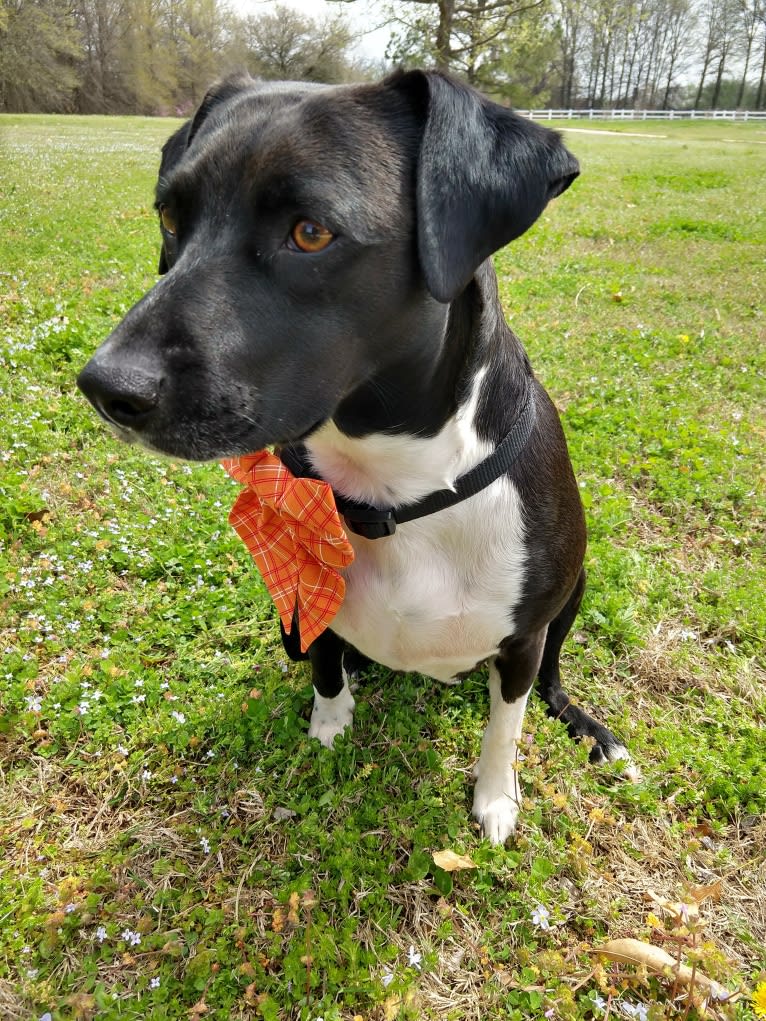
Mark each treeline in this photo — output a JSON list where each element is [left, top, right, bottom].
[[1, 0, 765, 113], [0, 0, 363, 114], [386, 0, 766, 109]]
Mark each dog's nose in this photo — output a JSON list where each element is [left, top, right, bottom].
[[77, 359, 162, 429]]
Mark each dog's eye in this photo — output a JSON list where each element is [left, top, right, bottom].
[[159, 204, 177, 237], [289, 220, 334, 253]]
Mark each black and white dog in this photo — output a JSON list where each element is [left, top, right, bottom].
[[78, 70, 633, 844]]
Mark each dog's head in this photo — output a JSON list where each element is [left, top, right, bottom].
[[77, 70, 578, 459]]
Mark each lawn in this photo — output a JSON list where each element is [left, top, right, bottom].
[[0, 113, 764, 1021]]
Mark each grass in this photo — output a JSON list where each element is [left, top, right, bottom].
[[0, 112, 764, 1021]]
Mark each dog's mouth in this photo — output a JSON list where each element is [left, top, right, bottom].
[[97, 406, 328, 463]]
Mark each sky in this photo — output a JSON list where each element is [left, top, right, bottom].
[[232, 0, 394, 63]]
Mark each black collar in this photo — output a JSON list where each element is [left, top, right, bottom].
[[281, 381, 537, 540]]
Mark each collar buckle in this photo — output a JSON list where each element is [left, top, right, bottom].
[[343, 508, 397, 539]]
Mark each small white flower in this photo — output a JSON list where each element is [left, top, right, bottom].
[[25, 694, 43, 713], [64, 902, 76, 914], [117, 745, 129, 756], [407, 945, 422, 970], [620, 1003, 648, 1021], [39, 1013, 53, 1021], [591, 994, 607, 1014], [120, 929, 141, 946], [96, 926, 108, 943], [381, 970, 395, 987], [149, 977, 161, 989], [531, 904, 551, 930], [27, 967, 39, 978], [171, 711, 186, 724], [200, 837, 211, 854], [142, 769, 152, 780], [170, 775, 179, 784]]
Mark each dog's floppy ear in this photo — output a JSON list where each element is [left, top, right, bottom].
[[389, 70, 579, 303], [186, 71, 254, 147]]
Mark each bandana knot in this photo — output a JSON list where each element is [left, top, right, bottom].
[[222, 451, 354, 652]]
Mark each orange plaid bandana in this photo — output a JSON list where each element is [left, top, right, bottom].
[[221, 450, 355, 652]]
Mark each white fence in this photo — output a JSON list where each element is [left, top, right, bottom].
[[525, 108, 766, 121]]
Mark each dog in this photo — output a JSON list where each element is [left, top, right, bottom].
[[77, 69, 633, 844]]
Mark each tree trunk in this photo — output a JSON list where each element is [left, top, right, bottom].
[[435, 0, 455, 68], [694, 55, 711, 108], [710, 51, 726, 107], [735, 31, 754, 107], [756, 31, 766, 108]]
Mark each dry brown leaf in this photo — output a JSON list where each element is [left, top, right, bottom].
[[687, 880, 722, 904], [432, 849, 477, 872], [188, 1000, 208, 1017], [590, 938, 737, 1001]]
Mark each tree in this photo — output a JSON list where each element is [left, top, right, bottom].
[[553, 0, 586, 105], [475, 6, 562, 103], [0, 0, 81, 111], [171, 0, 236, 107], [736, 0, 762, 104], [73, 0, 128, 112], [240, 5, 355, 83], [115, 0, 178, 114], [382, 0, 548, 88], [754, 0, 766, 106]]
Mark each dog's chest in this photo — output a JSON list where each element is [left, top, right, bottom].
[[306, 415, 528, 682]]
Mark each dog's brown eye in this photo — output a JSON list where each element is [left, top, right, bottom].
[[290, 220, 334, 253], [159, 204, 177, 236]]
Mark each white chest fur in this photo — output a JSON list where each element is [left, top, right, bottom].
[[305, 374, 528, 681]]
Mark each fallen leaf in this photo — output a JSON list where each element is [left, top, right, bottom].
[[590, 938, 738, 1001], [432, 849, 477, 872], [188, 1001, 208, 1017], [687, 880, 722, 904], [25, 508, 50, 523]]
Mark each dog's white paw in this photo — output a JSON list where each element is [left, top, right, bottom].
[[608, 744, 641, 782], [308, 685, 355, 748], [472, 776, 520, 845]]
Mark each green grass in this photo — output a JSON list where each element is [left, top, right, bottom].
[[1, 113, 765, 1021]]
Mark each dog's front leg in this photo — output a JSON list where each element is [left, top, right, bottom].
[[307, 628, 355, 748], [473, 630, 547, 844]]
